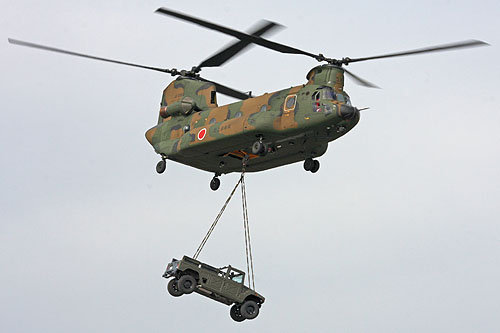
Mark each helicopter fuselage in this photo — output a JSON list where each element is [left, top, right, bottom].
[[145, 65, 360, 174]]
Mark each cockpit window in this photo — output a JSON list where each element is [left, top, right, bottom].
[[337, 93, 352, 106], [321, 87, 336, 100], [312, 91, 320, 101], [313, 87, 336, 101]]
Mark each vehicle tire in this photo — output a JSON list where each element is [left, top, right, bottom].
[[303, 158, 314, 171], [178, 275, 196, 294], [251, 141, 266, 156], [230, 304, 245, 322], [210, 177, 220, 191], [167, 279, 183, 297], [310, 160, 320, 173], [156, 160, 166, 174], [240, 300, 259, 320]]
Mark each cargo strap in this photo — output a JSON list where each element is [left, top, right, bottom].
[[241, 157, 255, 290], [193, 156, 256, 290]]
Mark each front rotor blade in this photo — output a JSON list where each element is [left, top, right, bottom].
[[345, 39, 489, 64], [343, 68, 380, 88], [199, 76, 252, 100], [155, 7, 319, 59], [198, 20, 283, 69], [8, 38, 172, 74]]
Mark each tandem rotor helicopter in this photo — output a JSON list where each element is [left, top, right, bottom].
[[9, 7, 488, 191]]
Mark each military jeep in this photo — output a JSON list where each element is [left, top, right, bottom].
[[163, 255, 265, 322]]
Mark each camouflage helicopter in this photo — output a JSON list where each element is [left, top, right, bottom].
[[9, 7, 488, 191]]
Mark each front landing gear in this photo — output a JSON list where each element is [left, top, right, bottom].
[[210, 175, 221, 191], [156, 158, 166, 174], [303, 158, 320, 173]]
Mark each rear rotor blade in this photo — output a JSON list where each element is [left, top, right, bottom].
[[344, 39, 489, 64], [155, 7, 319, 59], [198, 20, 283, 69], [8, 38, 173, 74], [199, 76, 252, 100], [343, 68, 380, 88]]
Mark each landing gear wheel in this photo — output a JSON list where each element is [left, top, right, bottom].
[[177, 275, 196, 294], [156, 159, 166, 174], [210, 177, 220, 191], [167, 279, 183, 297], [251, 141, 267, 156], [303, 158, 314, 171], [240, 300, 259, 320], [230, 304, 245, 322], [310, 160, 320, 173]]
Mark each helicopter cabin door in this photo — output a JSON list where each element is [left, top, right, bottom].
[[281, 94, 297, 130]]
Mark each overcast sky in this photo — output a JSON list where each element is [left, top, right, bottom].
[[2, 1, 499, 332]]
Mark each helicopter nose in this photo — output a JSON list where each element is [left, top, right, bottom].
[[339, 104, 358, 120], [145, 126, 157, 145]]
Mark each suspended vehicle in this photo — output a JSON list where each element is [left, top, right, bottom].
[[163, 256, 264, 322], [8, 7, 489, 191]]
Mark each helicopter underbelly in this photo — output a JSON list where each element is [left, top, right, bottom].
[[169, 121, 357, 174], [171, 138, 328, 173]]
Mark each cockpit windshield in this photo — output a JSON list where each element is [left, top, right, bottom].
[[321, 87, 336, 100], [336, 93, 352, 106], [312, 86, 352, 106], [313, 86, 337, 101]]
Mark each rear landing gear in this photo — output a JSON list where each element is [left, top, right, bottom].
[[310, 160, 320, 173], [304, 158, 320, 173], [303, 158, 313, 171], [251, 140, 267, 156], [210, 175, 221, 191], [156, 158, 166, 174]]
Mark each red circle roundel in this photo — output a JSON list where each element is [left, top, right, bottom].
[[197, 128, 207, 141]]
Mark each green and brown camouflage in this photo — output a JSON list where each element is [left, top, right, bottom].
[[163, 256, 265, 306], [145, 64, 359, 173]]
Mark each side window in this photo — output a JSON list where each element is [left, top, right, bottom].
[[210, 90, 217, 105], [284, 95, 297, 111], [209, 118, 216, 125], [312, 91, 321, 112], [312, 102, 322, 113], [259, 105, 267, 112], [234, 111, 243, 118]]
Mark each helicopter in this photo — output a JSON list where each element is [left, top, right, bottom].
[[8, 7, 488, 191]]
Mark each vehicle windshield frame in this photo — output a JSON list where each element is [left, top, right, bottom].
[[225, 266, 245, 284]]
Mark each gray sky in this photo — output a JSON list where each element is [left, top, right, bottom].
[[2, 0, 499, 332]]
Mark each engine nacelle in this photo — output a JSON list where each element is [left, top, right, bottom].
[[160, 96, 196, 118]]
